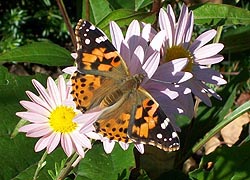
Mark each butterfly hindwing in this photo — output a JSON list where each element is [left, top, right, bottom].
[[127, 88, 180, 151]]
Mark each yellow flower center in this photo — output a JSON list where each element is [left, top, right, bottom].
[[49, 106, 77, 133], [164, 45, 194, 72]]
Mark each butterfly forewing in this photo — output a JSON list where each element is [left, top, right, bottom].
[[75, 19, 129, 78]]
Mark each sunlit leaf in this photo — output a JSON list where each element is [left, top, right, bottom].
[[0, 42, 73, 66]]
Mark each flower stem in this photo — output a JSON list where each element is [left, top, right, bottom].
[[33, 151, 48, 180], [214, 25, 223, 43], [56, 0, 76, 50], [57, 153, 79, 180]]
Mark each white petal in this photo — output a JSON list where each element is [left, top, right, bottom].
[[149, 30, 166, 51], [135, 144, 144, 154], [20, 101, 50, 117], [125, 20, 140, 52], [119, 142, 129, 150], [47, 77, 61, 106], [86, 131, 101, 140], [73, 139, 85, 157], [47, 132, 61, 153], [16, 112, 49, 123], [26, 125, 52, 137], [61, 134, 73, 157], [103, 139, 115, 154], [125, 20, 140, 41], [141, 23, 151, 41], [110, 21, 124, 51], [175, 4, 188, 45], [35, 135, 51, 152], [194, 43, 224, 59], [32, 79, 56, 109], [62, 66, 77, 75], [58, 75, 67, 102], [159, 8, 174, 46], [189, 29, 217, 53], [26, 91, 52, 111], [183, 11, 194, 48], [19, 123, 48, 133], [72, 132, 92, 149], [195, 54, 224, 65], [142, 52, 160, 79], [71, 53, 77, 59]]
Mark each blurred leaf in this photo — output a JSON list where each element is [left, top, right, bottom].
[[89, 0, 112, 24], [221, 25, 250, 53], [189, 142, 250, 180], [108, 0, 135, 9], [135, 0, 152, 11], [193, 3, 250, 26], [0, 41, 73, 66], [157, 169, 189, 180], [97, 9, 154, 36], [76, 142, 135, 180]]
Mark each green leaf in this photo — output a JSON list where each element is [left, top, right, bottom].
[[89, 0, 112, 24], [189, 142, 250, 180], [76, 142, 135, 180], [221, 25, 250, 53], [0, 41, 73, 66], [108, 0, 135, 10], [193, 3, 250, 26], [135, 0, 152, 11], [97, 9, 154, 36]]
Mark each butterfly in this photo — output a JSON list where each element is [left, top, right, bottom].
[[71, 19, 180, 151]]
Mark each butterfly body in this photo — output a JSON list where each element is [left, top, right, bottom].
[[71, 19, 180, 151]]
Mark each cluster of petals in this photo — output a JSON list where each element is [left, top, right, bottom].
[[158, 4, 227, 107]]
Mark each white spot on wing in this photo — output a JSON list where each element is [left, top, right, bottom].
[[90, 25, 95, 30], [85, 39, 90, 45], [172, 132, 178, 138], [95, 36, 107, 44], [161, 118, 169, 129], [157, 133, 162, 139]]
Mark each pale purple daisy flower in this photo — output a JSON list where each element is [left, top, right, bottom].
[[158, 4, 227, 106], [16, 75, 95, 157]]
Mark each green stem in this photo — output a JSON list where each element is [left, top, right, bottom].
[[57, 153, 79, 180], [214, 25, 223, 43], [33, 151, 48, 180]]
